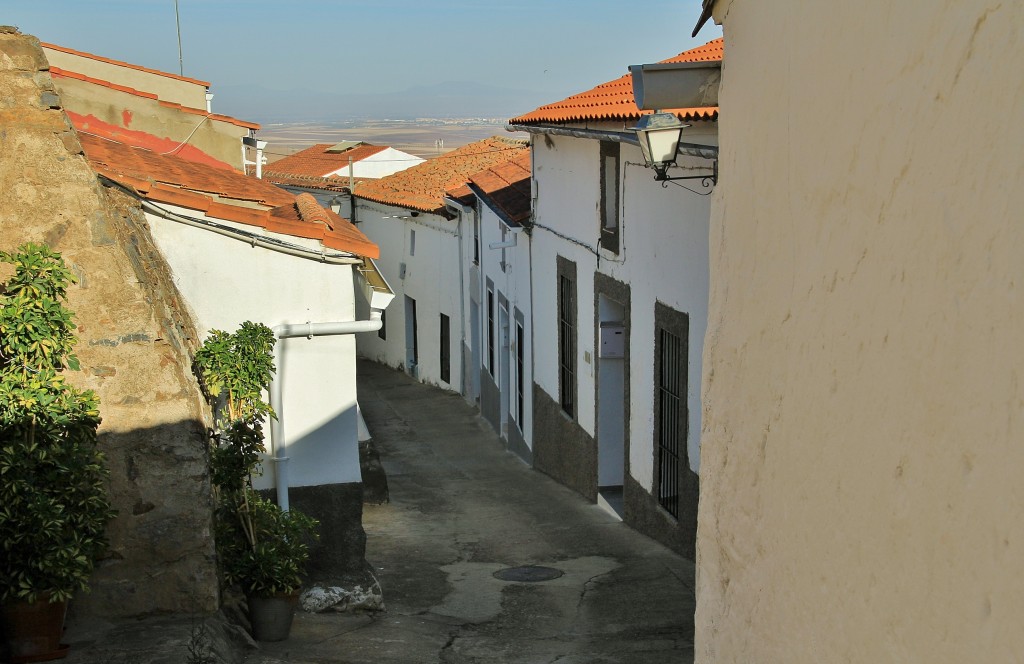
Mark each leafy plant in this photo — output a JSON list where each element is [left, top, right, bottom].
[[194, 323, 318, 599], [0, 243, 115, 603], [215, 489, 318, 597], [194, 322, 276, 425]]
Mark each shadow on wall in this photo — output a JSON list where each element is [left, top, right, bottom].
[[255, 406, 374, 590], [72, 419, 219, 621], [80, 413, 375, 623]]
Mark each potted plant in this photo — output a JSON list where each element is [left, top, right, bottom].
[[0, 243, 115, 662], [194, 322, 318, 642]]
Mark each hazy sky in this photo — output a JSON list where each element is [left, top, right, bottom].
[[5, 1, 722, 120]]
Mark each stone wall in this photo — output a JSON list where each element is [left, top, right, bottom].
[[0, 28, 218, 617]]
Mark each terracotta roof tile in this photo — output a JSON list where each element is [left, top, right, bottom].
[[81, 132, 293, 205], [509, 38, 722, 125], [41, 42, 211, 88], [270, 195, 381, 258], [465, 152, 532, 226], [68, 111, 236, 171], [260, 171, 351, 192], [354, 137, 529, 215], [295, 193, 335, 231], [51, 67, 259, 130], [78, 132, 378, 258], [266, 143, 389, 179]]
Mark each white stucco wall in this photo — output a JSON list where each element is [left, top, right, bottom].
[[326, 148, 425, 180], [478, 201, 533, 448], [144, 205, 363, 489], [697, 1, 1024, 661], [530, 129, 714, 487], [355, 199, 464, 393]]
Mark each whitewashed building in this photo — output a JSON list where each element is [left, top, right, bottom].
[[464, 152, 534, 462], [507, 38, 722, 557], [80, 132, 388, 505], [265, 142, 424, 193], [352, 137, 529, 394]]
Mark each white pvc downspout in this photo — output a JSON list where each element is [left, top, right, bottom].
[[268, 313, 383, 511]]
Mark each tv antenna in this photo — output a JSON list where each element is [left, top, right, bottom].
[[175, 0, 183, 76]]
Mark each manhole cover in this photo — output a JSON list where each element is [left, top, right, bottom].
[[493, 565, 564, 582]]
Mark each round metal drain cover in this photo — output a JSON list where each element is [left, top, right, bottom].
[[493, 565, 564, 582]]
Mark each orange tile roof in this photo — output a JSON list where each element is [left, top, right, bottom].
[[509, 38, 722, 125], [266, 143, 389, 179], [69, 111, 235, 171], [354, 137, 529, 215], [42, 42, 211, 88], [50, 67, 260, 130], [79, 133, 378, 258], [260, 171, 351, 193], [465, 152, 532, 227]]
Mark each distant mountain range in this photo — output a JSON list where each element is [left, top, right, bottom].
[[213, 80, 544, 124]]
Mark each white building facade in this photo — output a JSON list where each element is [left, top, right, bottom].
[[509, 38, 721, 557], [465, 153, 534, 462], [353, 199, 465, 393], [352, 137, 530, 398]]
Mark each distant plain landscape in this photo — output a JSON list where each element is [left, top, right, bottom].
[[259, 118, 529, 162]]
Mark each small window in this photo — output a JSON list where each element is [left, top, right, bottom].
[[515, 318, 525, 426], [440, 313, 451, 384], [557, 257, 577, 417], [378, 309, 387, 340], [599, 142, 620, 254], [487, 286, 495, 376], [410, 229, 416, 256], [473, 217, 480, 265]]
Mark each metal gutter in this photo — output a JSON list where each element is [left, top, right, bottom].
[[101, 176, 363, 265], [629, 60, 720, 110]]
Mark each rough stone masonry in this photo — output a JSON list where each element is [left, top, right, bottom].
[[0, 27, 219, 617]]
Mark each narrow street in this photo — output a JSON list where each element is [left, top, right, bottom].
[[252, 360, 695, 663]]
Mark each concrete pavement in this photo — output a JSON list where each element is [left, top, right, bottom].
[[247, 360, 695, 663]]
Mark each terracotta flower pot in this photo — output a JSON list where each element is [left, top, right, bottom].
[[1, 595, 69, 662], [247, 593, 299, 642]]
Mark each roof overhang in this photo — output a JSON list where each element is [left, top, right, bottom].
[[692, 0, 717, 37], [466, 182, 529, 229], [628, 60, 721, 111], [505, 123, 718, 160]]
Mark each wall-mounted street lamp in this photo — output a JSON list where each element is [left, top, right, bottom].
[[632, 111, 717, 188]]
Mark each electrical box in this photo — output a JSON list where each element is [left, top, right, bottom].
[[599, 322, 625, 358]]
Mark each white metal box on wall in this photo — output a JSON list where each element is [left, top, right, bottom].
[[599, 322, 625, 358]]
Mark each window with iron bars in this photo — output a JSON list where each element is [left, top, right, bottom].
[[515, 318, 525, 426], [655, 315, 688, 519], [440, 313, 450, 384], [557, 261, 577, 418]]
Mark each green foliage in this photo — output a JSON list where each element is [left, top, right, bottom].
[[194, 321, 276, 425], [195, 323, 318, 599], [216, 489, 318, 597], [0, 243, 115, 603]]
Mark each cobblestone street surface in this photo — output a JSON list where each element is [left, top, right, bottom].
[[248, 360, 695, 663]]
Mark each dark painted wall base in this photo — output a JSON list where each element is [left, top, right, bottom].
[[623, 470, 698, 561], [360, 440, 389, 505], [260, 482, 370, 587], [506, 419, 532, 465], [532, 384, 598, 501], [480, 370, 500, 433]]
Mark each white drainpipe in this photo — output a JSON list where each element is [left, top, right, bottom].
[[268, 313, 383, 512]]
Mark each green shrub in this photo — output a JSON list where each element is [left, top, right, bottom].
[[195, 322, 318, 598], [0, 243, 115, 603]]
